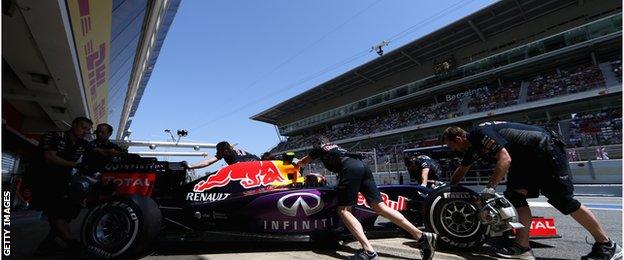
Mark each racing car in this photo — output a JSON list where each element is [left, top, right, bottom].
[[75, 154, 557, 259]]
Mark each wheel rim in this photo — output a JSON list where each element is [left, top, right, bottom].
[[440, 200, 480, 238], [91, 209, 132, 250]]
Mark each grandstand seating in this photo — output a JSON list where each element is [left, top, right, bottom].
[[271, 60, 621, 156], [526, 63, 605, 102], [468, 82, 520, 113]]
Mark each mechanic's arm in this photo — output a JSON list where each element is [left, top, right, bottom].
[[189, 156, 219, 169], [296, 155, 312, 167], [420, 168, 429, 187], [488, 148, 512, 188], [450, 165, 471, 185], [43, 151, 78, 168]]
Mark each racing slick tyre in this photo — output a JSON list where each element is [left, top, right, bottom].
[[81, 195, 162, 259], [422, 185, 487, 249]]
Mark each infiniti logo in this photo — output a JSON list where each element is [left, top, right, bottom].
[[277, 192, 324, 217]]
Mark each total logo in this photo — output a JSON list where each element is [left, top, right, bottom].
[[357, 192, 408, 211], [102, 176, 151, 187]]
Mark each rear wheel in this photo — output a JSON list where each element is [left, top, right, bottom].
[[422, 186, 487, 249], [81, 196, 161, 259]]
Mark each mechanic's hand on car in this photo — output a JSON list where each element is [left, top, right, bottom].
[[480, 187, 496, 200], [292, 158, 301, 166]]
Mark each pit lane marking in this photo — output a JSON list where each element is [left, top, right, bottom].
[[528, 202, 622, 211]]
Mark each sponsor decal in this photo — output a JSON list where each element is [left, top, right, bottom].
[[102, 176, 152, 187], [442, 192, 472, 199], [101, 173, 156, 196], [193, 161, 286, 192], [67, 0, 112, 125], [262, 217, 335, 231], [104, 162, 161, 172], [277, 193, 324, 217], [185, 192, 231, 202], [445, 86, 488, 102], [529, 217, 558, 237], [212, 212, 227, 220], [357, 192, 407, 211]]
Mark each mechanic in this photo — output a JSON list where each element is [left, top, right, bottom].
[[404, 154, 441, 187], [28, 117, 99, 256], [91, 123, 126, 154], [441, 122, 621, 260], [296, 135, 437, 260], [83, 123, 127, 171], [189, 141, 259, 169]]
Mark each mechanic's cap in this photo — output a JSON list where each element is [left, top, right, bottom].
[[216, 141, 231, 151]]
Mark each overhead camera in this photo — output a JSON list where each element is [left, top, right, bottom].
[[177, 129, 188, 137], [149, 144, 157, 150], [193, 145, 200, 151]]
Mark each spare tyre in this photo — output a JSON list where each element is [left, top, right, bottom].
[[422, 185, 487, 249], [81, 195, 161, 259]]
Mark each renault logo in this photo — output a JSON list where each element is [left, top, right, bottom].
[[277, 192, 324, 217]]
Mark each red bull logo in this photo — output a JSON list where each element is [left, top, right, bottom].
[[193, 161, 286, 192], [357, 192, 407, 211]]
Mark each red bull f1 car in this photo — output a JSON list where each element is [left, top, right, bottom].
[[76, 155, 558, 258]]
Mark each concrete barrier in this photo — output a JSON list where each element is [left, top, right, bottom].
[[570, 159, 622, 184]]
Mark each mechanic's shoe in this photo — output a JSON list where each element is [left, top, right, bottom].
[[348, 249, 379, 260], [582, 240, 623, 260], [415, 232, 437, 260], [33, 238, 65, 256], [495, 243, 535, 259]]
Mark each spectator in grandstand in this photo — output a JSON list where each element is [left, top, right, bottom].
[[441, 123, 620, 259], [403, 154, 440, 187], [595, 146, 609, 160], [189, 141, 259, 169], [567, 149, 579, 162], [296, 136, 437, 260]]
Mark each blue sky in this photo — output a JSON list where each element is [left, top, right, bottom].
[[129, 0, 497, 170]]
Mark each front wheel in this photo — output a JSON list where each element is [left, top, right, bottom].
[[422, 185, 487, 249], [81, 196, 161, 259]]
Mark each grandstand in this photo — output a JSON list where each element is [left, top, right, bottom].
[[252, 0, 622, 179]]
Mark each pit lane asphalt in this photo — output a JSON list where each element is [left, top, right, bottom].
[[9, 196, 621, 259]]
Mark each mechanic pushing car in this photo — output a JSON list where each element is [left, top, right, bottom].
[[189, 141, 260, 169], [27, 117, 111, 257], [441, 122, 621, 260], [296, 135, 437, 260], [404, 154, 441, 187]]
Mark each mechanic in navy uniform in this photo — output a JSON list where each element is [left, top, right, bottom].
[[296, 135, 437, 260], [84, 123, 127, 170], [404, 154, 441, 187], [29, 117, 98, 256], [189, 141, 259, 169], [441, 122, 620, 260], [91, 123, 126, 153]]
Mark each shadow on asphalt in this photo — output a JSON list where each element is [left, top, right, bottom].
[[152, 240, 414, 259]]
